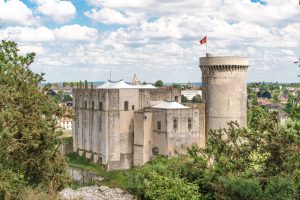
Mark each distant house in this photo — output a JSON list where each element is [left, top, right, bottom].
[[258, 98, 270, 106], [264, 103, 284, 112], [279, 95, 288, 104], [59, 117, 72, 131]]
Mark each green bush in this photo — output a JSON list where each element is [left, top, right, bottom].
[[128, 157, 201, 200]]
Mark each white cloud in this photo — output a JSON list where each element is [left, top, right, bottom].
[[84, 8, 144, 25], [1, 26, 55, 42], [4, 0, 299, 82], [19, 44, 45, 55], [32, 0, 76, 23], [54, 25, 98, 41], [0, 0, 40, 26], [86, 0, 154, 8]]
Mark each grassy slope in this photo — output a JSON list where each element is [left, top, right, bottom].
[[66, 153, 133, 190]]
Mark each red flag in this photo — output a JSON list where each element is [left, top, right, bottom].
[[199, 36, 207, 45]]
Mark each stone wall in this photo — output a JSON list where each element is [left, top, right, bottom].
[[73, 87, 181, 170], [134, 107, 202, 166], [68, 167, 103, 184], [184, 103, 206, 147], [200, 54, 249, 133]]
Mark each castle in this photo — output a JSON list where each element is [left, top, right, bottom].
[[72, 54, 249, 170]]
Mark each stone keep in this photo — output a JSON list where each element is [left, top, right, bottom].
[[200, 53, 249, 134]]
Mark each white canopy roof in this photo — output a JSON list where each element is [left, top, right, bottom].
[[97, 80, 156, 89], [98, 80, 132, 89], [150, 101, 189, 109]]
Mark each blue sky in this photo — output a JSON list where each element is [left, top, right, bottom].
[[0, 0, 299, 83]]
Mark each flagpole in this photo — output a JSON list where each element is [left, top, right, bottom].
[[206, 34, 207, 54], [110, 67, 111, 88]]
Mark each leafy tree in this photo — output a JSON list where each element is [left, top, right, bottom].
[[154, 80, 164, 87], [249, 92, 258, 107], [0, 40, 70, 197], [272, 92, 279, 103], [63, 94, 73, 103], [128, 157, 200, 200], [51, 90, 73, 103], [84, 80, 88, 88], [285, 97, 294, 113], [181, 95, 189, 103], [192, 108, 300, 199], [172, 83, 181, 89], [191, 94, 203, 103], [257, 90, 271, 99], [291, 104, 300, 120]]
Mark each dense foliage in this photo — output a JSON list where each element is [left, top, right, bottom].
[[128, 106, 300, 199], [0, 41, 70, 199], [154, 80, 164, 87], [51, 90, 73, 103]]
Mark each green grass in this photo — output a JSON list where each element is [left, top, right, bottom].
[[66, 153, 133, 190]]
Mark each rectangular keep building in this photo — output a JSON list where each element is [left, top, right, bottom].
[[72, 80, 205, 170]]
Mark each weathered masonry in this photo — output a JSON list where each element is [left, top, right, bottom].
[[72, 82, 205, 170], [133, 101, 203, 166], [200, 53, 249, 134]]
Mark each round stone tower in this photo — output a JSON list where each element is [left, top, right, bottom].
[[200, 53, 249, 134]]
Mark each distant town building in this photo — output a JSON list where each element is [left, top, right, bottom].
[[258, 98, 270, 106], [59, 117, 72, 131], [181, 90, 202, 100], [132, 74, 141, 85], [264, 103, 284, 112], [279, 95, 288, 104]]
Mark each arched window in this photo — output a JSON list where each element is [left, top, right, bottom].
[[124, 101, 129, 111]]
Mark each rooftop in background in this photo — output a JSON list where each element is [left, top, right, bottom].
[[97, 80, 156, 89], [150, 101, 188, 109]]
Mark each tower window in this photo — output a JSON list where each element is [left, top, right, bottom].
[[84, 101, 87, 108], [132, 105, 135, 110], [99, 102, 103, 111], [188, 118, 192, 130], [173, 118, 178, 130], [92, 101, 95, 109], [157, 121, 161, 130], [124, 101, 129, 111]]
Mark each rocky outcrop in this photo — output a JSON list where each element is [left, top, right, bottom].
[[60, 186, 134, 200], [68, 167, 104, 184]]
